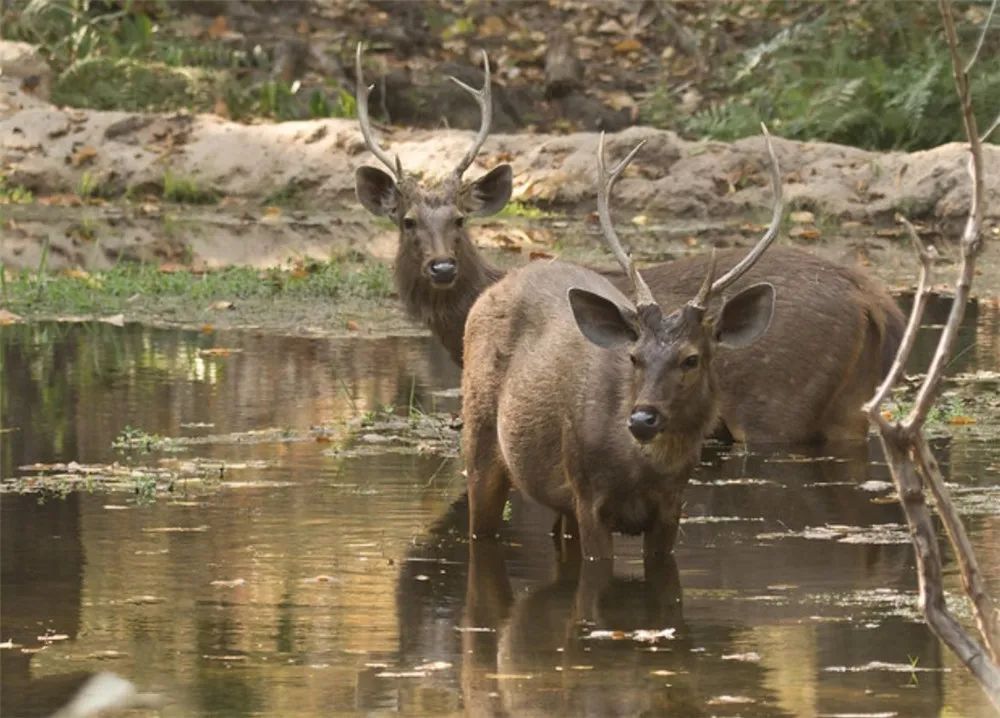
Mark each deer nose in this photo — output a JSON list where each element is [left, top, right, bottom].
[[428, 259, 457, 284], [628, 406, 664, 442]]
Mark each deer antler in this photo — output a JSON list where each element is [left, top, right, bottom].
[[596, 133, 655, 309], [699, 124, 783, 302], [447, 50, 493, 180], [355, 43, 399, 178]]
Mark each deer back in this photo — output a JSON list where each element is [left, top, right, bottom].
[[634, 246, 904, 442]]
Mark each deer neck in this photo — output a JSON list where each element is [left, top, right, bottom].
[[394, 237, 504, 365]]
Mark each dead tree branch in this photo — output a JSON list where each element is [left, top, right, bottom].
[[863, 1, 1000, 709]]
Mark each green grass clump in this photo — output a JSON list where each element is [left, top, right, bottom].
[[0, 175, 34, 204], [1, 259, 393, 316], [162, 171, 219, 205], [497, 200, 558, 220]]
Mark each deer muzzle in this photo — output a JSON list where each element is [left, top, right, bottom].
[[427, 258, 457, 286], [628, 406, 665, 443]]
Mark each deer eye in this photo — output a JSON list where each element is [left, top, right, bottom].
[[454, 216, 465, 228], [402, 217, 417, 230], [629, 353, 639, 367], [681, 354, 700, 370]]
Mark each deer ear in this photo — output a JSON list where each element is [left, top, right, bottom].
[[568, 287, 640, 349], [460, 164, 512, 216], [355, 166, 400, 217], [714, 282, 775, 349]]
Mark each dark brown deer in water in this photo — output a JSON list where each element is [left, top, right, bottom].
[[460, 133, 781, 558], [353, 47, 904, 444], [353, 44, 510, 366]]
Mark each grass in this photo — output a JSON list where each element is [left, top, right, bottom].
[[0, 175, 34, 205], [497, 200, 559, 220], [162, 170, 219, 204], [1, 259, 393, 316]]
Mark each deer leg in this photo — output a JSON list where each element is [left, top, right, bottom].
[[465, 422, 510, 540], [573, 558, 614, 624], [643, 493, 683, 557], [575, 501, 613, 561]]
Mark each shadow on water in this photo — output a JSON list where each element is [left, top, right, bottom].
[[0, 292, 997, 716]]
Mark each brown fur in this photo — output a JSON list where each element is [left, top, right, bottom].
[[462, 261, 728, 558], [405, 236, 902, 443]]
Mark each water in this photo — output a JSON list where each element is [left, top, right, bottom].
[[1, 302, 998, 717]]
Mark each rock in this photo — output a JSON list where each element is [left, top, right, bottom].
[[0, 40, 52, 101]]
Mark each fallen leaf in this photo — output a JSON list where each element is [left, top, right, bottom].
[[210, 300, 235, 311], [158, 262, 187, 273], [790, 210, 815, 224], [479, 15, 506, 37], [613, 37, 643, 54], [200, 324, 214, 334], [38, 193, 83, 207], [198, 347, 240, 357], [70, 145, 98, 167], [346, 320, 360, 331], [597, 19, 625, 34], [790, 226, 821, 240], [528, 250, 554, 261], [207, 15, 228, 39], [948, 415, 976, 425]]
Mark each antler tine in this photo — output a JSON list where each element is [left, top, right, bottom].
[[688, 249, 718, 310], [708, 123, 783, 297], [447, 50, 493, 179], [597, 132, 655, 308], [356, 42, 399, 177]]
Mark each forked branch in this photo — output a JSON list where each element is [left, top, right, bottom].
[[863, 0, 1000, 709], [863, 216, 938, 430]]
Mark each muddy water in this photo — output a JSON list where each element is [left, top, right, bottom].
[[1, 302, 998, 717]]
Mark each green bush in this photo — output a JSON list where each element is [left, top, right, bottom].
[[643, 2, 1000, 151]]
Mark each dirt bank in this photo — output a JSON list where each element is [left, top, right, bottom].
[[3, 75, 999, 296]]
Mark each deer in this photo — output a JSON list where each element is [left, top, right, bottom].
[[353, 44, 511, 366], [460, 131, 782, 559], [353, 46, 905, 445]]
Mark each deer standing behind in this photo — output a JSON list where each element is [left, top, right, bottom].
[[461, 133, 780, 558], [353, 46, 905, 444]]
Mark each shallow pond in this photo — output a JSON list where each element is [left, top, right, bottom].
[[1, 299, 998, 717]]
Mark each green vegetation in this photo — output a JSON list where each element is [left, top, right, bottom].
[[497, 200, 559, 221], [162, 170, 219, 204], [643, 2, 1000, 151], [113, 425, 167, 452], [4, 0, 356, 121], [0, 175, 34, 204], [2, 259, 393, 316]]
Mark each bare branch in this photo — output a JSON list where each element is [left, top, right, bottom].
[[981, 110, 1000, 143], [448, 50, 493, 180], [965, 0, 998, 74], [877, 434, 1000, 710], [913, 434, 1000, 663], [905, 1, 987, 431], [595, 133, 654, 308], [355, 43, 398, 177], [708, 123, 784, 297], [863, 216, 938, 421]]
